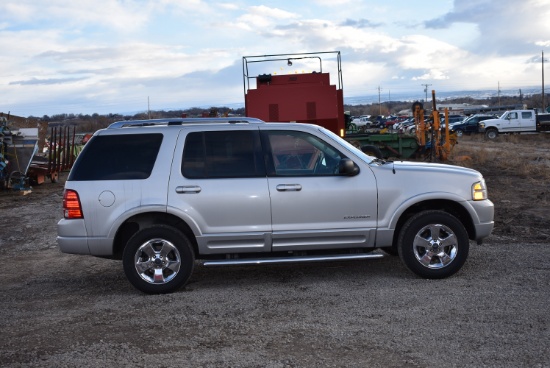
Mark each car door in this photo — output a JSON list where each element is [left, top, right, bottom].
[[503, 112, 519, 132], [168, 127, 272, 254], [260, 127, 378, 252], [465, 118, 479, 134], [520, 111, 536, 131]]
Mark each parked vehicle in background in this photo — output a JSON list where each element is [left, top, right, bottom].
[[480, 110, 550, 139], [394, 118, 414, 131], [351, 116, 372, 129], [370, 116, 387, 128], [451, 114, 498, 137]]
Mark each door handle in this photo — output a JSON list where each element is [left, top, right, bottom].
[[276, 184, 302, 192], [176, 185, 202, 194]]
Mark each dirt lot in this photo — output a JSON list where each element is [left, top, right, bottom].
[[0, 134, 549, 367]]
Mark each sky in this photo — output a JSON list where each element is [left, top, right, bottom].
[[1, 0, 549, 117]]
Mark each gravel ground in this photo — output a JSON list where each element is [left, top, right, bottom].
[[1, 138, 550, 367]]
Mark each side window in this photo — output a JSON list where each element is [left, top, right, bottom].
[[69, 133, 163, 181], [264, 130, 343, 176], [182, 130, 264, 178], [521, 112, 532, 119], [509, 112, 518, 120]]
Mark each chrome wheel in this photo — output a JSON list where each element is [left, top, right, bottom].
[[134, 238, 181, 284], [455, 129, 463, 137], [412, 224, 457, 269], [123, 225, 195, 294], [398, 210, 469, 279]]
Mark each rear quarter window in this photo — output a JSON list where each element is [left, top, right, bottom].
[[68, 133, 163, 181]]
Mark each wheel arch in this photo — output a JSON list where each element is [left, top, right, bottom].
[[485, 127, 499, 139], [112, 212, 198, 260], [391, 199, 476, 247]]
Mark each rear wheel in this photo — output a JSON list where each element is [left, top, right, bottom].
[[397, 211, 469, 279], [123, 225, 195, 294]]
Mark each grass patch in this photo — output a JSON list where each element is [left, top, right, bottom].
[[450, 134, 550, 180]]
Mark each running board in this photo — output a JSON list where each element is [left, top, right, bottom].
[[202, 253, 384, 267]]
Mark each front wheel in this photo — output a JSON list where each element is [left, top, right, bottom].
[[455, 129, 463, 137], [485, 128, 498, 139], [397, 211, 469, 279], [123, 225, 195, 294]]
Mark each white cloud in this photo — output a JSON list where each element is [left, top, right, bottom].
[[1, 0, 549, 116], [248, 5, 299, 20]]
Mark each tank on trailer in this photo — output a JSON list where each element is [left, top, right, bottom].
[[243, 52, 345, 136]]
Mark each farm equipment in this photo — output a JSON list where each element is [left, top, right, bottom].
[[0, 113, 38, 191], [242, 51, 455, 161], [27, 124, 81, 184]]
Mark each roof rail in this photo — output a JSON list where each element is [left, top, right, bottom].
[[107, 117, 265, 129]]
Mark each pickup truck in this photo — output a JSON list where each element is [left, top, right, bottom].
[[481, 110, 550, 139], [450, 114, 498, 137]]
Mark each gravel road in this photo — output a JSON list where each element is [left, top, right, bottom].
[[1, 172, 549, 368]]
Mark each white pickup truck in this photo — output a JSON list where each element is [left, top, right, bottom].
[[481, 109, 550, 139]]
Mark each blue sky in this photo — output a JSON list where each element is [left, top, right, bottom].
[[1, 0, 549, 117]]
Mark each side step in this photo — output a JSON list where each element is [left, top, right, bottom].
[[202, 253, 384, 267]]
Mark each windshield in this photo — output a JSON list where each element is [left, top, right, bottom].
[[317, 126, 376, 164], [499, 111, 508, 119]]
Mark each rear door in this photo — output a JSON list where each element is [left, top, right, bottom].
[[260, 127, 378, 252], [519, 111, 536, 131], [168, 127, 272, 254]]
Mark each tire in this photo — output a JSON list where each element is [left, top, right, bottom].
[[361, 145, 384, 159], [485, 129, 498, 140], [455, 129, 463, 137], [397, 210, 469, 279], [123, 225, 195, 294]]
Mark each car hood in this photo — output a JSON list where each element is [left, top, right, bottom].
[[393, 160, 480, 176], [368, 160, 485, 203]]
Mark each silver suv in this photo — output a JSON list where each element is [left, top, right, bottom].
[[58, 118, 494, 294]]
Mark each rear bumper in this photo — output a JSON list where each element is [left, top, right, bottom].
[[57, 219, 114, 256], [57, 219, 90, 254], [57, 236, 91, 255]]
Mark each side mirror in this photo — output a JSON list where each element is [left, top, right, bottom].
[[338, 158, 359, 176]]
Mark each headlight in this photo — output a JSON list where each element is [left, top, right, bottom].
[[472, 180, 488, 201]]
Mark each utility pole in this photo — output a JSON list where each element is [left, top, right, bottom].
[[498, 82, 501, 107], [543, 51, 546, 112], [377, 86, 382, 115], [421, 84, 432, 102]]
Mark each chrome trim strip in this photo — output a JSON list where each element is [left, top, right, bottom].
[[202, 252, 383, 266]]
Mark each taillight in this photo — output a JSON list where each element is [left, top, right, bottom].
[[63, 189, 84, 219]]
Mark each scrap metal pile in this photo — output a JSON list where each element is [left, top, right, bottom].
[[1, 112, 81, 192]]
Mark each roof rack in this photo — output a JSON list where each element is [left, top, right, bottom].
[[107, 117, 265, 129]]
